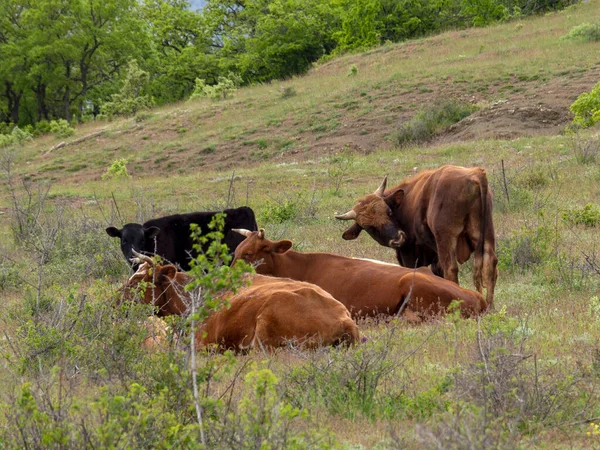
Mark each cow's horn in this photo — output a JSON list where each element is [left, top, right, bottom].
[[335, 210, 357, 220], [232, 228, 252, 237], [131, 249, 154, 266], [374, 176, 388, 197], [258, 228, 265, 239]]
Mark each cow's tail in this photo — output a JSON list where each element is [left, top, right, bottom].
[[478, 169, 497, 308], [477, 170, 488, 271]]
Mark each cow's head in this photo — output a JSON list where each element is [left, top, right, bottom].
[[231, 228, 292, 274], [106, 223, 161, 265], [122, 251, 190, 316], [335, 176, 406, 249]]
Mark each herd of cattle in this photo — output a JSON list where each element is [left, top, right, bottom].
[[109, 165, 499, 352]]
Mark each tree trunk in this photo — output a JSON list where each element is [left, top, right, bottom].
[[5, 81, 22, 125], [64, 63, 72, 122], [33, 79, 49, 122]]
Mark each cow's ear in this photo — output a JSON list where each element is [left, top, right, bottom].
[[342, 223, 363, 240], [106, 227, 122, 238], [144, 226, 160, 239], [158, 265, 178, 280], [385, 189, 404, 207], [272, 240, 293, 254]]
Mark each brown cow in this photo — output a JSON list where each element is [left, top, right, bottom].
[[231, 229, 487, 320], [122, 253, 359, 351], [335, 165, 498, 307]]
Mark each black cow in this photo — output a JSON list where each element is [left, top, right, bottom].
[[106, 206, 258, 270]]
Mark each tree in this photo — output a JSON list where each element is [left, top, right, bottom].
[[142, 0, 219, 103]]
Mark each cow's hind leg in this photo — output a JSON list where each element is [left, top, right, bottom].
[[252, 319, 281, 352], [466, 225, 484, 295], [483, 240, 498, 308], [434, 232, 460, 285]]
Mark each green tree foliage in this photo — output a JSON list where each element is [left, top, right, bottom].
[[100, 60, 154, 118], [235, 0, 339, 82], [0, 0, 577, 128], [570, 81, 600, 128], [142, 0, 219, 103]]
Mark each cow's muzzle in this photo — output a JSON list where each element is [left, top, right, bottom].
[[388, 231, 406, 248]]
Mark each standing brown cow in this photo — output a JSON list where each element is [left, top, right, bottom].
[[335, 165, 498, 307]]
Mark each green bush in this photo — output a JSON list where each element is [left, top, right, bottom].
[[0, 126, 33, 148], [49, 119, 75, 138], [280, 86, 297, 99], [189, 75, 238, 101], [101, 60, 154, 118], [102, 158, 131, 180], [34, 119, 52, 135], [395, 101, 477, 146], [283, 329, 448, 420], [259, 199, 299, 224], [561, 22, 600, 42], [497, 226, 555, 273], [221, 368, 336, 448], [571, 135, 600, 164], [570, 81, 600, 128], [562, 203, 600, 227]]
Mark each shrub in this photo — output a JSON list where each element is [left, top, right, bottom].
[[395, 101, 477, 146], [49, 119, 75, 138], [189, 75, 238, 101], [497, 226, 555, 273], [282, 329, 435, 420], [215, 368, 336, 448], [34, 120, 52, 135], [259, 199, 299, 224], [0, 122, 14, 135], [518, 167, 548, 189], [562, 203, 600, 227], [280, 86, 297, 99], [347, 64, 358, 77], [101, 60, 154, 118], [327, 147, 355, 195], [134, 112, 153, 123], [570, 81, 600, 128], [561, 22, 600, 42], [0, 126, 33, 148], [102, 158, 130, 180], [569, 134, 600, 164]]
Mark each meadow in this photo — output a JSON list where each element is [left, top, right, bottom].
[[1, 2, 600, 448]]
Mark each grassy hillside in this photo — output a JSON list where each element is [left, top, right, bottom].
[[2, 2, 600, 448]]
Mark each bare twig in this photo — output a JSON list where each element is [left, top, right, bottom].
[[111, 192, 124, 227], [226, 171, 235, 208], [189, 288, 206, 446], [501, 159, 510, 206]]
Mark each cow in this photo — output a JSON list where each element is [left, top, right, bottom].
[[106, 206, 258, 271], [231, 229, 487, 320], [335, 165, 498, 307], [121, 252, 359, 351]]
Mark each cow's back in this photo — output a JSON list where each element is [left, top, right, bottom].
[[142, 207, 258, 269], [198, 274, 358, 350], [142, 214, 196, 268]]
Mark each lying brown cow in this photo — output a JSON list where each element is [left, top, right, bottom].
[[122, 253, 358, 350], [335, 165, 498, 307], [232, 229, 487, 320]]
